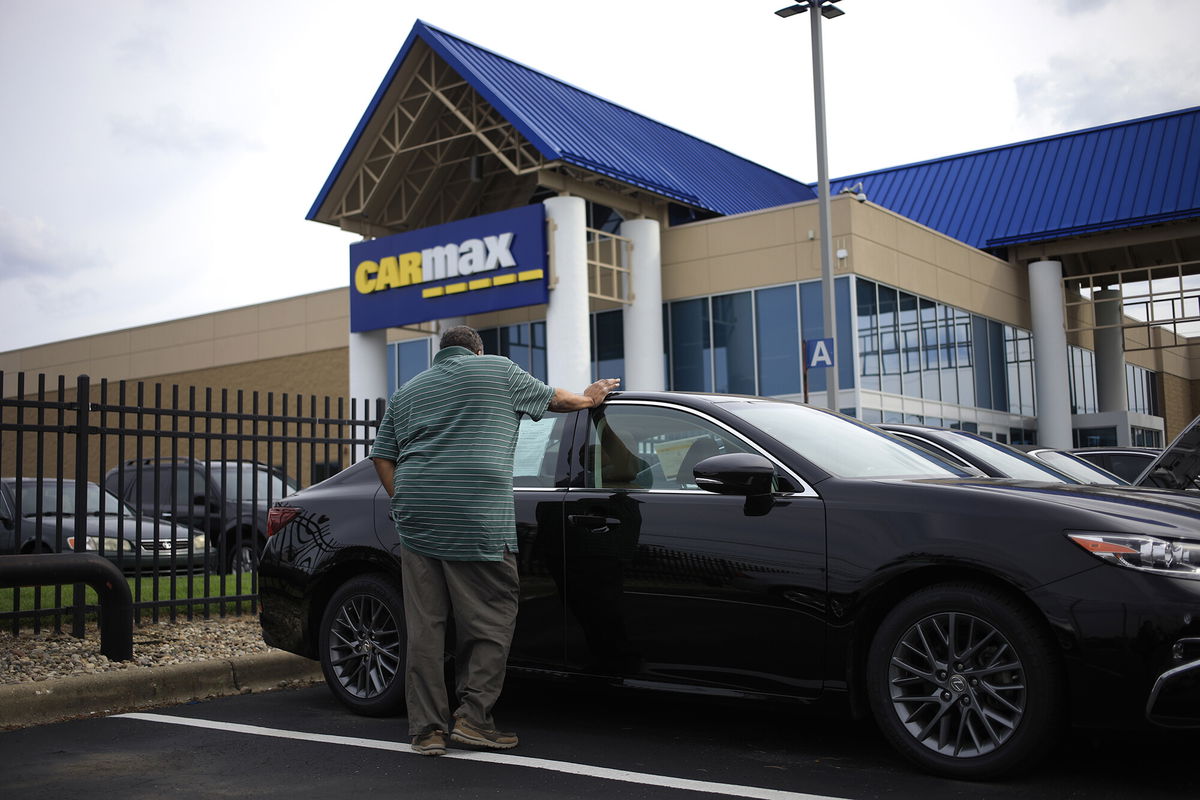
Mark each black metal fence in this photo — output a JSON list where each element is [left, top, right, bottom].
[[0, 372, 381, 636]]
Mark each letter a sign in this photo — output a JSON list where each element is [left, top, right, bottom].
[[806, 338, 835, 370]]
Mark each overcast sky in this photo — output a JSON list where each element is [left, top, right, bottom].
[[1, 0, 1197, 352]]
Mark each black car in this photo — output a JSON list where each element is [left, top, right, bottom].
[[259, 392, 1200, 780], [1019, 447, 1129, 486], [876, 423, 1081, 483], [0, 478, 211, 573], [105, 458, 295, 572], [1069, 447, 1163, 484]]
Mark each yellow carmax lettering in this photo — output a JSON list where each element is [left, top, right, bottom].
[[377, 257, 401, 289], [399, 252, 422, 286], [354, 261, 379, 294]]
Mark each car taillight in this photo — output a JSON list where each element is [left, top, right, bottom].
[[267, 506, 300, 537]]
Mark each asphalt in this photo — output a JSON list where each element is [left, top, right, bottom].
[[0, 652, 324, 730]]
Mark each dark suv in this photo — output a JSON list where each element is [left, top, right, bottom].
[[104, 459, 295, 572]]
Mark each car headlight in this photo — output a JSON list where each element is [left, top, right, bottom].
[[192, 533, 207, 551], [1068, 532, 1200, 580], [66, 536, 135, 553]]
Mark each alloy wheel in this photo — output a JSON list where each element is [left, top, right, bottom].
[[327, 593, 403, 699], [886, 610, 1026, 758]]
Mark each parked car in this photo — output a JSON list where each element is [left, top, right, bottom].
[[1018, 447, 1129, 486], [260, 392, 1200, 780], [105, 459, 295, 572], [0, 477, 211, 573], [1070, 418, 1200, 492], [875, 423, 1081, 483], [1069, 447, 1163, 484]]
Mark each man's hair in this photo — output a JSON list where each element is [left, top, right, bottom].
[[440, 325, 484, 354]]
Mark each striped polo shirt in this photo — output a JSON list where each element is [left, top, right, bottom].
[[369, 346, 555, 561]]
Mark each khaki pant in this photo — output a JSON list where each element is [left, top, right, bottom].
[[400, 544, 520, 736]]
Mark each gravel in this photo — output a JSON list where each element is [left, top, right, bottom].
[[0, 615, 275, 685]]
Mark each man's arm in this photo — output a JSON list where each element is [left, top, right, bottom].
[[547, 378, 621, 412], [371, 457, 396, 496]]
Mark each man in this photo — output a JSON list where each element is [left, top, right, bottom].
[[370, 325, 619, 757]]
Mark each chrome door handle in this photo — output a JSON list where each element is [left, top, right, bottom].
[[567, 514, 621, 533]]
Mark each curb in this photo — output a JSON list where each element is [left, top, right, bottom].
[[0, 652, 324, 730]]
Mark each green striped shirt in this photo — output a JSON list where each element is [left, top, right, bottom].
[[369, 346, 555, 561]]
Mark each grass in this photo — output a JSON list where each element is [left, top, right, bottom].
[[0, 571, 258, 620]]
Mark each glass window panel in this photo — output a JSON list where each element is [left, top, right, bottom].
[[593, 310, 624, 384], [857, 279, 880, 391], [900, 292, 921, 397], [713, 292, 757, 394], [837, 277, 855, 392], [670, 298, 712, 391], [755, 285, 802, 396], [800, 282, 826, 395], [397, 339, 431, 389], [530, 321, 547, 382], [878, 286, 900, 394]]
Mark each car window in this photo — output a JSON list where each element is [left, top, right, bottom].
[[585, 405, 754, 491], [1107, 453, 1155, 483], [174, 467, 208, 505], [513, 413, 567, 488]]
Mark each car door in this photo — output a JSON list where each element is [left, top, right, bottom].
[[560, 400, 827, 697], [507, 412, 574, 671]]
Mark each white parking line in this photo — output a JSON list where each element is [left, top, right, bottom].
[[114, 712, 851, 800]]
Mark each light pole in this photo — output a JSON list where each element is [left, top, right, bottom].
[[776, 0, 844, 411]]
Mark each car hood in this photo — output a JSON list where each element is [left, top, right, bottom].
[[888, 476, 1200, 542], [1135, 413, 1200, 490]]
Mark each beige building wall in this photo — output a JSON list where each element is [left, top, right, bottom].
[[1, 289, 350, 399]]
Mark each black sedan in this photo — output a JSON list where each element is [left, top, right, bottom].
[[0, 478, 212, 573], [876, 423, 1081, 483], [259, 392, 1200, 780]]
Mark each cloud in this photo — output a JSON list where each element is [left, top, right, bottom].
[[114, 25, 170, 69], [1046, 0, 1115, 14], [1015, 55, 1200, 131], [0, 209, 67, 279], [109, 105, 262, 156]]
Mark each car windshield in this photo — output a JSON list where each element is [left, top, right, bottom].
[[941, 434, 1079, 483], [1034, 450, 1128, 485], [15, 481, 136, 517], [719, 402, 966, 479]]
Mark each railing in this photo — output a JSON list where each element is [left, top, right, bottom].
[[0, 372, 382, 637]]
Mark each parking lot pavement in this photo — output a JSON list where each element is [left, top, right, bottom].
[[2, 679, 1198, 799]]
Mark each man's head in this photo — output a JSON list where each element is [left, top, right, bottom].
[[440, 325, 484, 355]]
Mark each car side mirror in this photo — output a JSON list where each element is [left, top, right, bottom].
[[692, 453, 776, 496]]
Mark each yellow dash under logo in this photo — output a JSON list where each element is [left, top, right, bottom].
[[518, 269, 544, 282]]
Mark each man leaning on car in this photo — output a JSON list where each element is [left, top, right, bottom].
[[370, 325, 619, 756]]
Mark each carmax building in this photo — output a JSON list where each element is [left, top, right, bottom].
[[4, 20, 1199, 449]]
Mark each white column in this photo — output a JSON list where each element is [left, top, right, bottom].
[[1093, 289, 1127, 413], [1028, 260, 1074, 448], [619, 218, 665, 391], [543, 196, 592, 392], [349, 329, 389, 403], [349, 328, 389, 459]]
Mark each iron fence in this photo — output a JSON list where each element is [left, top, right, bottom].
[[0, 371, 382, 636]]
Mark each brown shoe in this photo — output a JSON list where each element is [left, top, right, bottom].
[[450, 717, 518, 750], [412, 729, 447, 756]]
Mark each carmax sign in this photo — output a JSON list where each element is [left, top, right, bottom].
[[348, 205, 548, 332]]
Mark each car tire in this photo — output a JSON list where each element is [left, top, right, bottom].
[[225, 531, 263, 573], [319, 574, 407, 717], [866, 582, 1065, 780]]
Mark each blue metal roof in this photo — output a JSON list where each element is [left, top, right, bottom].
[[827, 107, 1200, 250], [308, 21, 815, 222]]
